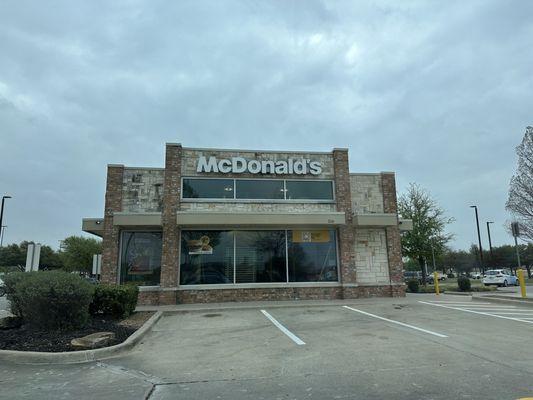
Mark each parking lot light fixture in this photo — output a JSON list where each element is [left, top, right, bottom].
[[486, 221, 494, 261], [470, 205, 484, 273]]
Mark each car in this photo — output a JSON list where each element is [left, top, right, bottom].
[[471, 272, 482, 279], [482, 269, 518, 287]]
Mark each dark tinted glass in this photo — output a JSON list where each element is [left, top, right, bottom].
[[235, 231, 287, 283], [288, 230, 338, 282], [285, 180, 333, 200], [236, 180, 284, 199], [120, 231, 162, 286], [183, 179, 234, 199], [180, 231, 234, 284]]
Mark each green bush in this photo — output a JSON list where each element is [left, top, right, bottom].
[[89, 284, 139, 318], [457, 276, 471, 292], [4, 271, 94, 330], [407, 279, 420, 293]]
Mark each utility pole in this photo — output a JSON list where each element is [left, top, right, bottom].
[[511, 222, 522, 269], [486, 221, 494, 264], [470, 205, 484, 273]]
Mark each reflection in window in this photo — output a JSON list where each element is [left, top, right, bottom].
[[120, 232, 162, 286], [288, 230, 338, 282], [235, 180, 284, 199], [182, 179, 234, 199], [285, 180, 333, 200], [180, 231, 234, 284], [235, 231, 286, 283]]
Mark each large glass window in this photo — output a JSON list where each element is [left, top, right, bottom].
[[182, 178, 234, 199], [288, 230, 338, 282], [120, 231, 162, 286], [179, 229, 339, 285], [235, 231, 286, 283], [180, 231, 234, 284], [285, 180, 333, 200], [236, 180, 284, 199]]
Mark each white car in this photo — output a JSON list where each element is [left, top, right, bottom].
[[482, 269, 518, 287], [471, 272, 482, 279]]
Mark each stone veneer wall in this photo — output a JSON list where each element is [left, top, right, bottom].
[[354, 229, 390, 285], [350, 174, 384, 214], [381, 172, 404, 289], [101, 165, 124, 284], [122, 168, 164, 213]]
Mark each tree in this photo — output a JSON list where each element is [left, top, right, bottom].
[[398, 183, 454, 283], [59, 236, 102, 273], [507, 126, 533, 241], [441, 247, 476, 274]]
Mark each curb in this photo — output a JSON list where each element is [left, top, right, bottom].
[[0, 311, 163, 365], [473, 295, 533, 306]]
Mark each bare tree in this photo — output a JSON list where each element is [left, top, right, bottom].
[[507, 126, 533, 241]]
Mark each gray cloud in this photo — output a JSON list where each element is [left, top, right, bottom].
[[0, 0, 532, 250]]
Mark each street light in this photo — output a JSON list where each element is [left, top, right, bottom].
[[0, 196, 11, 247], [470, 205, 484, 273], [486, 221, 494, 262]]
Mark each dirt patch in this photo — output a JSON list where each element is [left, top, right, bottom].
[[203, 313, 222, 318], [0, 312, 154, 352]]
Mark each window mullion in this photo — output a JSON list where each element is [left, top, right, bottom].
[[285, 229, 289, 283]]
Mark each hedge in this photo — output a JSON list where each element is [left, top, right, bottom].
[[89, 284, 139, 318], [4, 271, 94, 330]]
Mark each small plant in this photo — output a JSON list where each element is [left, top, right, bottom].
[[457, 276, 471, 292], [89, 284, 139, 318], [407, 279, 420, 293], [4, 271, 94, 330]]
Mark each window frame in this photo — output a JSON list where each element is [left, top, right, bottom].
[[180, 176, 335, 203], [178, 228, 340, 286]]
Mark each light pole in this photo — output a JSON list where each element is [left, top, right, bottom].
[[0, 225, 6, 247], [0, 196, 11, 247], [486, 221, 494, 263], [470, 205, 484, 273]]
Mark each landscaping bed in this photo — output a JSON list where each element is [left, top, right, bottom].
[[0, 311, 153, 352]]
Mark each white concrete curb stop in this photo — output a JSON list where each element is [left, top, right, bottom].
[[0, 311, 163, 365]]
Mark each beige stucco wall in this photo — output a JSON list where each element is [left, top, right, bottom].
[[355, 228, 390, 285], [350, 174, 384, 214]]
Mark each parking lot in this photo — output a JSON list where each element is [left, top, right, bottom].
[[2, 294, 533, 399]]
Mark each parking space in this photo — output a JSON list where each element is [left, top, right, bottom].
[[3, 295, 533, 399]]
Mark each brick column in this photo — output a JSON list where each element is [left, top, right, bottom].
[[333, 149, 356, 286], [100, 164, 124, 284], [381, 172, 404, 290], [160, 143, 182, 288]]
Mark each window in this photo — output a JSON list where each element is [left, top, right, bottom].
[[235, 180, 284, 199], [182, 178, 334, 201], [235, 231, 286, 283], [285, 180, 333, 200], [179, 229, 339, 285], [120, 231, 162, 286], [288, 230, 338, 282], [180, 231, 234, 284], [182, 178, 234, 199]]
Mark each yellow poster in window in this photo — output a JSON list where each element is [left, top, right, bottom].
[[292, 230, 330, 243]]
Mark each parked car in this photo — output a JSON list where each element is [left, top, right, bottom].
[[471, 272, 482, 279], [482, 269, 518, 287], [426, 272, 447, 283], [403, 271, 421, 282]]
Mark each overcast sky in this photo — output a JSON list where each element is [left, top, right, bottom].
[[0, 0, 532, 251]]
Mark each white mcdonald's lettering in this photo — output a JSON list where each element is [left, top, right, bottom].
[[196, 156, 322, 175]]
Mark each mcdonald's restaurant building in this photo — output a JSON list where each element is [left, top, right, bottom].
[[82, 144, 412, 305]]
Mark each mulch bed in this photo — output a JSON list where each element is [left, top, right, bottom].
[[0, 312, 154, 352]]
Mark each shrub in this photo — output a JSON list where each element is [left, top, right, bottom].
[[4, 271, 94, 330], [457, 276, 471, 292], [89, 284, 139, 318], [407, 279, 420, 293]]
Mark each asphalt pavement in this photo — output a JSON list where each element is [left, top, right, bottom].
[[2, 294, 533, 400]]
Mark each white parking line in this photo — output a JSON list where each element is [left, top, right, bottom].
[[419, 301, 533, 325], [342, 306, 448, 338], [260, 310, 306, 346]]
